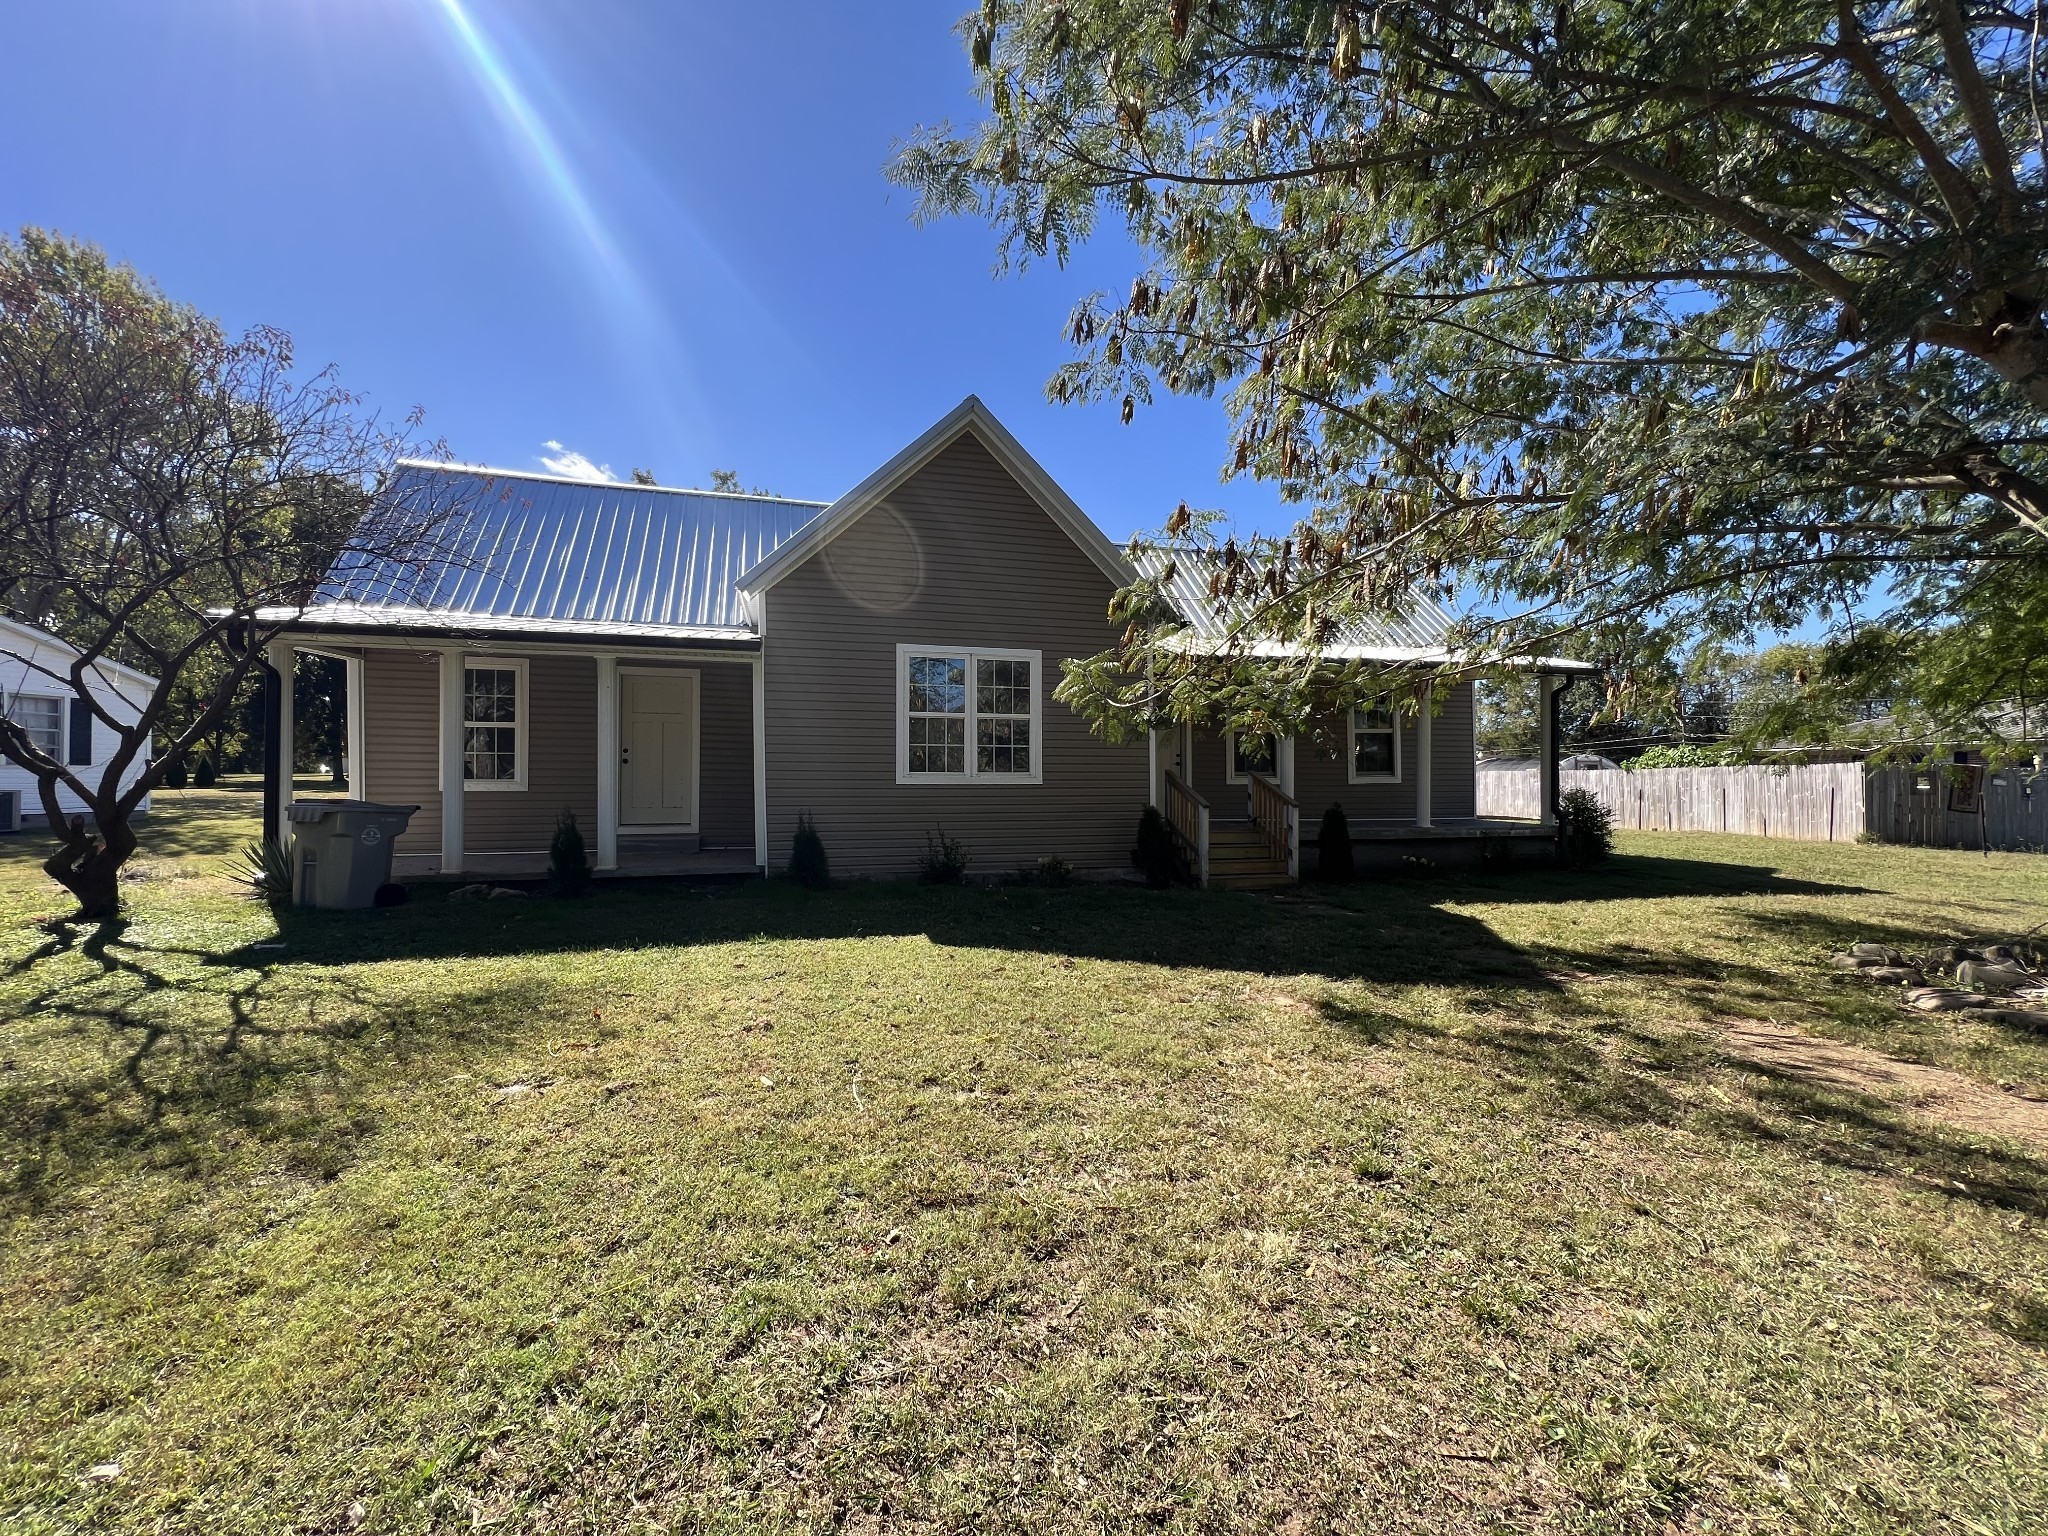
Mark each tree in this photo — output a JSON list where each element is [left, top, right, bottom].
[[0, 230, 457, 919], [893, 1, 2048, 738]]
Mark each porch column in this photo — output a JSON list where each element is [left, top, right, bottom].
[[595, 654, 619, 871], [1147, 729, 1161, 807], [1276, 735, 1296, 798], [438, 647, 465, 875], [1413, 682, 1434, 829], [1538, 674, 1561, 828], [751, 653, 768, 871], [266, 635, 295, 847], [343, 654, 366, 797]]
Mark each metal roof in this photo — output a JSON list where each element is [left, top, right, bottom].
[[314, 463, 826, 633], [1134, 545, 1459, 652]]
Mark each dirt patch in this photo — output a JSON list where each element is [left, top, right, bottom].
[[1719, 1018, 2048, 1152]]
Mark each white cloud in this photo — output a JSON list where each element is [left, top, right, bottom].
[[538, 440, 613, 482]]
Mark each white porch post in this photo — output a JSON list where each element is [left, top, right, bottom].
[[438, 647, 465, 875], [1147, 729, 1161, 807], [595, 654, 619, 871], [343, 654, 366, 799], [266, 636, 295, 847], [751, 653, 768, 871], [1538, 675, 1561, 828], [1414, 682, 1434, 829]]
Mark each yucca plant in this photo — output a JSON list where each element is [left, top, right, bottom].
[[227, 838, 293, 901]]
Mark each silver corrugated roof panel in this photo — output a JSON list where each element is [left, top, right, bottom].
[[317, 463, 827, 632], [1133, 545, 1459, 652]]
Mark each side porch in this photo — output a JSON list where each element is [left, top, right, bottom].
[[260, 632, 769, 880], [1147, 675, 1576, 888]]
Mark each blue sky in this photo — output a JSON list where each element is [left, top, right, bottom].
[[0, 0, 1287, 543]]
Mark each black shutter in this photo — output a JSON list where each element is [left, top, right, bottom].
[[68, 699, 93, 764]]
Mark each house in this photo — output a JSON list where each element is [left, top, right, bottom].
[[0, 614, 156, 830], [257, 398, 1587, 884]]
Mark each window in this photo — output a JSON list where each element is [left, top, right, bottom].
[[462, 660, 526, 789], [2, 694, 62, 758], [1349, 707, 1401, 783], [897, 646, 1042, 783], [1225, 730, 1278, 784]]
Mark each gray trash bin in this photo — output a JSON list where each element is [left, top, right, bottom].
[[287, 800, 420, 909]]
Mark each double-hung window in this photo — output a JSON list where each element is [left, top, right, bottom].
[[898, 646, 1042, 784], [2, 694, 63, 759], [462, 660, 527, 789], [1349, 706, 1401, 783]]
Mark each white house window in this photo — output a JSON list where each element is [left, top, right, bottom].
[[1225, 730, 1278, 784], [462, 660, 526, 788], [3, 694, 63, 758], [1349, 707, 1401, 783], [898, 646, 1042, 783]]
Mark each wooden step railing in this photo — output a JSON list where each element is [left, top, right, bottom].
[[1246, 772, 1299, 881], [1163, 769, 1210, 887]]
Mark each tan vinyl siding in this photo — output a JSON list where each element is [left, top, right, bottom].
[[762, 431, 1146, 876], [361, 648, 442, 857], [1293, 683, 1478, 822], [463, 654, 598, 852]]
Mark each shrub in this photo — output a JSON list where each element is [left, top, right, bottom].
[[227, 838, 292, 901], [1132, 805, 1178, 889], [548, 807, 590, 896], [163, 758, 188, 789], [193, 757, 217, 787], [1035, 854, 1073, 887], [789, 811, 830, 889], [1625, 743, 1740, 770], [1315, 803, 1354, 882], [1556, 788, 1615, 866], [917, 827, 969, 884]]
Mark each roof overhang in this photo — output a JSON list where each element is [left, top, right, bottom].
[[735, 396, 1135, 596], [250, 604, 762, 650], [1156, 633, 1599, 672]]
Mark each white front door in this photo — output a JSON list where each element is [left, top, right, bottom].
[[619, 670, 697, 829]]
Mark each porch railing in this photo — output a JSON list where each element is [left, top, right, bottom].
[[1247, 772, 1299, 880], [1164, 769, 1210, 888]]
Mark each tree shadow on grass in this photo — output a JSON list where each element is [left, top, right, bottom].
[[1332, 850, 1880, 907], [0, 915, 558, 1219]]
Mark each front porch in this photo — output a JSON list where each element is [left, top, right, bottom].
[[262, 633, 768, 881]]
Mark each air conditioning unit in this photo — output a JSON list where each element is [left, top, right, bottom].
[[0, 789, 20, 834]]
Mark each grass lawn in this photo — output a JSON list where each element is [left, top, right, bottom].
[[3, 787, 2046, 1533]]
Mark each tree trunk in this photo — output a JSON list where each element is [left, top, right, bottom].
[[43, 813, 137, 922]]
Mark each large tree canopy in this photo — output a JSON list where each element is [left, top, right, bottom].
[[894, 0, 2048, 739], [0, 230, 452, 918]]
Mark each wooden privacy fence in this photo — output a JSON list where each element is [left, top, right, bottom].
[[1479, 760, 2047, 850]]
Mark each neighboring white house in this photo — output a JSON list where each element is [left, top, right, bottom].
[[0, 615, 156, 828]]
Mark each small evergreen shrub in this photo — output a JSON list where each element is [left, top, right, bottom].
[[917, 827, 969, 884], [193, 758, 217, 787], [548, 807, 591, 896], [789, 811, 830, 889], [1556, 788, 1615, 866], [163, 758, 188, 789], [1316, 803, 1354, 882], [1132, 805, 1178, 889]]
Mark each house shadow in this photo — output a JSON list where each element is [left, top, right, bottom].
[[1362, 850, 1879, 906], [234, 875, 1565, 993]]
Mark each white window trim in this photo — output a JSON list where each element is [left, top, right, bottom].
[[616, 665, 702, 835], [1224, 728, 1283, 786], [2, 692, 65, 759], [1347, 706, 1403, 785], [461, 656, 528, 792], [894, 643, 1044, 786]]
